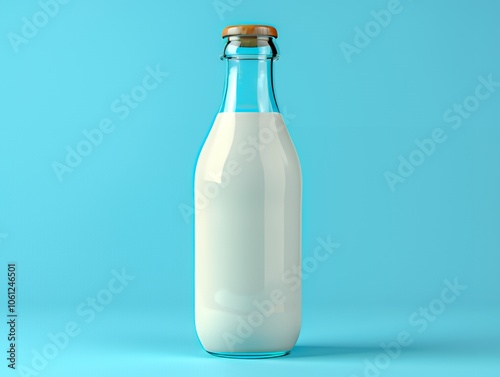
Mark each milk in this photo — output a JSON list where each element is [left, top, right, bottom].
[[195, 112, 301, 355]]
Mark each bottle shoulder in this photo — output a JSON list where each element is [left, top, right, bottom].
[[195, 112, 300, 181]]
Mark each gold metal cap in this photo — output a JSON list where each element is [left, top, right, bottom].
[[222, 24, 278, 38]]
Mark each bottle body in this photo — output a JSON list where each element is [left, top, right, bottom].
[[194, 25, 301, 358], [195, 112, 301, 356]]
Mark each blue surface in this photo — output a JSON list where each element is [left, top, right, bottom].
[[0, 0, 499, 376]]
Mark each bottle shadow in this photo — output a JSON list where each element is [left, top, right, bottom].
[[288, 344, 423, 359], [288, 341, 487, 361]]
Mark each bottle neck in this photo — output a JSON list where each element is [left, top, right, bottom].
[[220, 59, 279, 113], [219, 36, 280, 113]]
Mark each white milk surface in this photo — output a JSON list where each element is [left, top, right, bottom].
[[195, 112, 302, 353]]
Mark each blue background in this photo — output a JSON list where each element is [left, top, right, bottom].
[[1, 0, 499, 376]]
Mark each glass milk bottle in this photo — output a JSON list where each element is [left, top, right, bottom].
[[194, 25, 301, 358]]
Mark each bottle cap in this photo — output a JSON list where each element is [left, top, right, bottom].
[[222, 25, 278, 38]]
